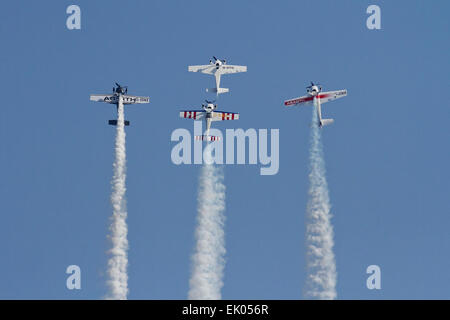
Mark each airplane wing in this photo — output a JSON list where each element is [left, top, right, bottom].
[[188, 65, 216, 75], [219, 65, 247, 75], [90, 95, 150, 104], [316, 90, 347, 104], [212, 111, 239, 121], [122, 95, 150, 104], [90, 94, 117, 104], [284, 90, 347, 106], [284, 95, 314, 107], [179, 110, 206, 120]]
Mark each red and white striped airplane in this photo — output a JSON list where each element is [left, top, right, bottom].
[[284, 82, 347, 127], [180, 100, 239, 141]]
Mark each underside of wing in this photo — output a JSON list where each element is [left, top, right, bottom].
[[180, 110, 206, 120], [90, 94, 116, 103], [284, 95, 314, 107], [122, 95, 150, 104], [219, 65, 247, 75], [212, 111, 239, 121], [188, 65, 216, 75], [317, 90, 347, 104]]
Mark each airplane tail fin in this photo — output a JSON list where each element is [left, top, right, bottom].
[[195, 135, 220, 141], [320, 119, 334, 127], [109, 120, 130, 126], [206, 88, 229, 94]]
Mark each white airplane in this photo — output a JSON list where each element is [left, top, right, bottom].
[[284, 82, 347, 128], [90, 83, 150, 126], [180, 100, 239, 141], [188, 57, 247, 95]]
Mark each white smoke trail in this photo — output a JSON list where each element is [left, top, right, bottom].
[[106, 98, 129, 300], [188, 146, 226, 300], [304, 105, 337, 300]]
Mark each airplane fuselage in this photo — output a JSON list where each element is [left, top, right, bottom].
[[308, 86, 325, 127], [313, 96, 322, 127], [203, 104, 215, 135]]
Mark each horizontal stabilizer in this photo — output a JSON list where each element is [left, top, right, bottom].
[[320, 119, 334, 127], [206, 88, 229, 94], [195, 135, 220, 141], [109, 120, 130, 126]]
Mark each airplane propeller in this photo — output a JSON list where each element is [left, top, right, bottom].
[[115, 82, 128, 89], [212, 56, 226, 64], [306, 81, 321, 90], [114, 82, 128, 94]]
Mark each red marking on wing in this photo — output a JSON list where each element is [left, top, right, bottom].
[[284, 96, 313, 106]]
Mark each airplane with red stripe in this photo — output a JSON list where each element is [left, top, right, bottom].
[[180, 100, 239, 141], [284, 82, 347, 127]]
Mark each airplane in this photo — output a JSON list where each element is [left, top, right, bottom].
[[188, 57, 247, 95], [90, 83, 150, 126], [284, 82, 347, 128], [179, 100, 239, 141]]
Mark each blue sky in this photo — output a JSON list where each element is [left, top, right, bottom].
[[0, 0, 449, 299]]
